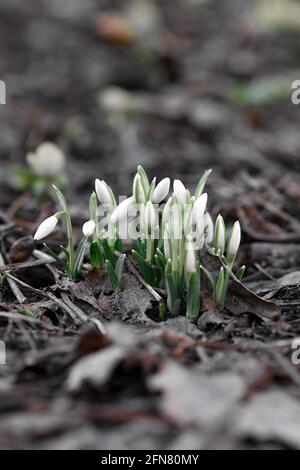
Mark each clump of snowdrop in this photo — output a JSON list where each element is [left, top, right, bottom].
[[33, 165, 244, 318]]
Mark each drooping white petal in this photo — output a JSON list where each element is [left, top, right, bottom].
[[110, 196, 135, 224], [152, 178, 170, 204], [82, 220, 96, 238], [173, 179, 187, 205], [34, 215, 59, 241]]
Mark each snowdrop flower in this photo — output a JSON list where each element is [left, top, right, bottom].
[[162, 197, 172, 226], [193, 193, 207, 223], [227, 221, 241, 265], [144, 201, 156, 234], [133, 174, 146, 204], [169, 200, 182, 240], [185, 240, 197, 274], [27, 142, 65, 178], [34, 213, 62, 241], [152, 178, 170, 204], [95, 179, 115, 207], [110, 196, 135, 224], [214, 215, 226, 255], [82, 220, 96, 238], [173, 179, 188, 205], [204, 212, 214, 244]]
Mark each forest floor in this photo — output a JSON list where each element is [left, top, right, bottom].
[[1, 0, 300, 450]]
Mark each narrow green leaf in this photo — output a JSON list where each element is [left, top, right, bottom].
[[195, 169, 212, 199], [105, 259, 121, 290], [186, 271, 201, 319], [43, 244, 68, 270], [90, 240, 103, 268], [235, 265, 246, 281]]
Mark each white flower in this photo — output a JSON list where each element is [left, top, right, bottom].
[[152, 178, 170, 204], [99, 86, 133, 113], [27, 142, 65, 178], [227, 221, 241, 265], [214, 214, 226, 255], [95, 179, 115, 206], [173, 179, 188, 205], [185, 241, 197, 274], [133, 174, 146, 204], [110, 196, 135, 224], [82, 220, 96, 238], [162, 197, 172, 226], [144, 201, 156, 234], [34, 214, 60, 241], [169, 200, 182, 239], [204, 212, 214, 244], [193, 193, 207, 223]]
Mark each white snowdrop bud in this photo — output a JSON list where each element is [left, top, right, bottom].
[[214, 215, 226, 255], [34, 213, 62, 241], [173, 179, 188, 205], [204, 212, 214, 244], [95, 179, 115, 206], [152, 178, 170, 204], [27, 142, 65, 178], [133, 174, 146, 204], [162, 197, 172, 226], [82, 220, 96, 238], [227, 221, 241, 265], [193, 193, 208, 223], [144, 201, 156, 234], [185, 241, 197, 274], [110, 196, 135, 224]]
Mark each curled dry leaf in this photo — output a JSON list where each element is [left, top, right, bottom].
[[201, 249, 280, 321]]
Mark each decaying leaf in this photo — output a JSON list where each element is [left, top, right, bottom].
[[201, 249, 280, 321], [149, 361, 244, 427]]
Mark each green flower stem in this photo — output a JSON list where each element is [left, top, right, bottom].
[[146, 238, 153, 263], [53, 185, 75, 280]]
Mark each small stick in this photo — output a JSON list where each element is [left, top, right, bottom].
[[127, 258, 162, 302]]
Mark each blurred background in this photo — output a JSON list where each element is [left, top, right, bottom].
[[1, 0, 300, 219]]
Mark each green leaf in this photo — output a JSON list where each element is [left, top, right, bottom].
[[147, 177, 156, 201], [186, 271, 201, 319], [52, 184, 69, 214], [200, 265, 215, 296], [215, 267, 225, 305], [105, 259, 121, 290], [132, 250, 156, 286], [43, 244, 68, 271], [195, 169, 212, 199], [90, 240, 103, 268], [115, 254, 126, 282], [74, 238, 88, 275], [165, 261, 181, 316], [101, 238, 117, 268], [235, 265, 246, 281]]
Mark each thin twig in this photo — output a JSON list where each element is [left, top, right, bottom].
[[127, 258, 162, 302]]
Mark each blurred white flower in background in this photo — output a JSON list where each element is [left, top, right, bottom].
[[26, 142, 66, 179]]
